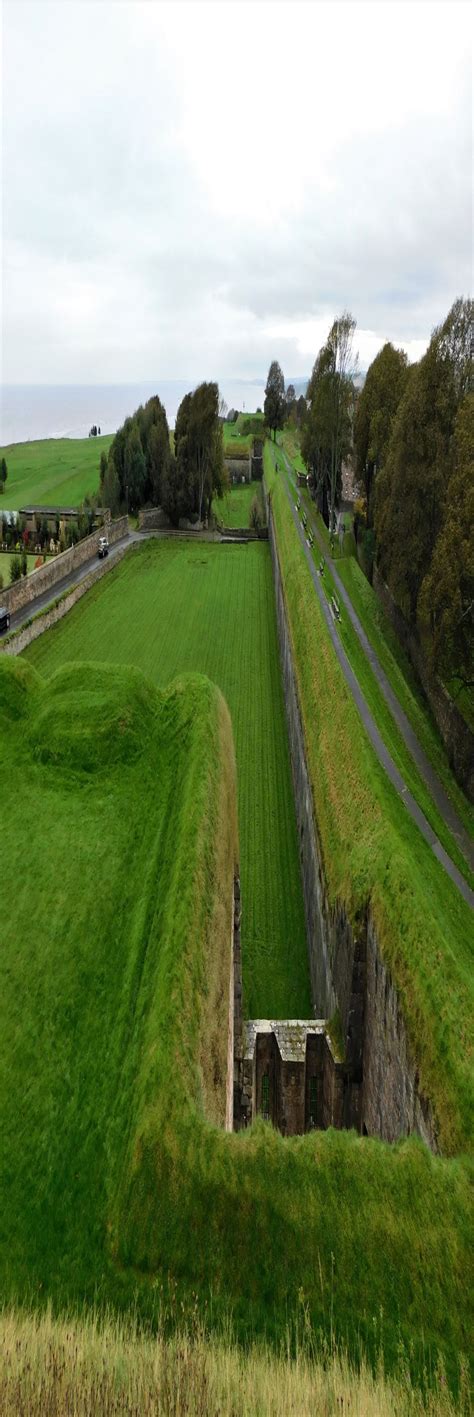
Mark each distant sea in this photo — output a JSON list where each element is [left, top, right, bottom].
[[0, 380, 269, 446]]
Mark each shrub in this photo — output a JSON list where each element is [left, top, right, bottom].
[[249, 495, 263, 531], [9, 555, 22, 584]]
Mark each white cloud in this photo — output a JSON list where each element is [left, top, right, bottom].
[[2, 0, 472, 383]]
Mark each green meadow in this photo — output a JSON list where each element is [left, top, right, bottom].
[[25, 538, 310, 1019], [0, 435, 113, 510], [0, 657, 472, 1388], [214, 480, 264, 527]]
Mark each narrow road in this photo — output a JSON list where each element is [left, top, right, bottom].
[[7, 530, 141, 635], [275, 456, 473, 909]]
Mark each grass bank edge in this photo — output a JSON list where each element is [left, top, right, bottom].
[[264, 444, 473, 1157]]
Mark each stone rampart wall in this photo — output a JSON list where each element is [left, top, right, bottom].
[[1, 516, 129, 616], [373, 566, 474, 802], [0, 542, 131, 657], [265, 483, 439, 1149]]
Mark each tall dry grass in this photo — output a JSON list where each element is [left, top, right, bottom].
[[0, 1308, 469, 1417]]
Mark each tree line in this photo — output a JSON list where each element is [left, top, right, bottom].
[[263, 295, 473, 695], [99, 383, 226, 526]]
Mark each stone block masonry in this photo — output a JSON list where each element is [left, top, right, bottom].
[[0, 516, 129, 618]]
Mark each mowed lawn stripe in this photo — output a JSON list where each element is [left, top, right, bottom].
[[25, 539, 310, 1018]]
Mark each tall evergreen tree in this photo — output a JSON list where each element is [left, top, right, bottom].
[[375, 297, 473, 625], [264, 361, 285, 440], [354, 343, 408, 526]]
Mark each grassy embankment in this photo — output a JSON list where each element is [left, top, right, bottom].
[[1, 1308, 468, 1417], [25, 539, 310, 1019], [0, 653, 472, 1387], [265, 443, 473, 1155], [277, 444, 473, 882], [0, 435, 113, 510], [214, 480, 264, 528], [282, 426, 474, 776]]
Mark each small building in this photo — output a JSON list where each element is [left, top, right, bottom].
[[236, 1019, 353, 1135], [19, 506, 79, 538]]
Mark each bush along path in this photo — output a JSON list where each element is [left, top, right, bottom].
[[270, 444, 474, 909]]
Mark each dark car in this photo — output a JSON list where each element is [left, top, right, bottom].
[[0, 607, 11, 635]]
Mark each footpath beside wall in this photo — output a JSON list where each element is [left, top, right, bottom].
[[1, 516, 129, 617], [265, 485, 439, 1149], [0, 540, 132, 657], [373, 566, 474, 803]]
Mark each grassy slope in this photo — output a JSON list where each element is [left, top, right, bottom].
[[24, 539, 310, 1019], [336, 554, 474, 836], [279, 443, 473, 875], [214, 481, 263, 527], [0, 655, 237, 1297], [0, 665, 472, 1383], [265, 445, 473, 1157], [2, 1308, 468, 1417], [0, 435, 113, 510], [282, 429, 474, 808]]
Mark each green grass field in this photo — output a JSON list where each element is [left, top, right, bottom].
[[0, 661, 472, 1388], [25, 539, 310, 1018], [0, 435, 113, 511], [214, 481, 264, 528]]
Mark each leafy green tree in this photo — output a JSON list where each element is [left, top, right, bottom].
[[419, 394, 474, 689], [354, 343, 408, 526], [124, 427, 147, 513], [99, 450, 108, 483], [0, 457, 7, 493], [100, 456, 121, 517], [375, 296, 473, 625], [284, 383, 296, 423], [295, 394, 307, 428], [21, 551, 28, 577], [303, 313, 357, 529], [188, 382, 224, 522], [264, 361, 285, 440]]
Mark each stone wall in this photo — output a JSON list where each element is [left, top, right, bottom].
[[373, 566, 474, 802], [138, 507, 170, 530], [362, 915, 438, 1148], [265, 486, 440, 1149], [224, 456, 252, 484], [0, 516, 129, 617], [0, 541, 132, 657]]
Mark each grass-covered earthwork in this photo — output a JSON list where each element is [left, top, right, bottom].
[[24, 538, 310, 1018], [0, 435, 113, 510], [265, 444, 473, 1157], [0, 655, 472, 1386], [214, 480, 264, 527]]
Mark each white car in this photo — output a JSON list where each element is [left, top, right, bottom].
[[98, 536, 109, 559]]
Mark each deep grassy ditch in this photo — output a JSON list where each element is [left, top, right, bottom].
[[24, 538, 310, 1019]]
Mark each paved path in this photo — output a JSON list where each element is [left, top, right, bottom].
[[275, 456, 474, 909], [7, 532, 139, 635]]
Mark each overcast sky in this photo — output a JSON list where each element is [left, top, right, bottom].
[[2, 0, 472, 385]]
